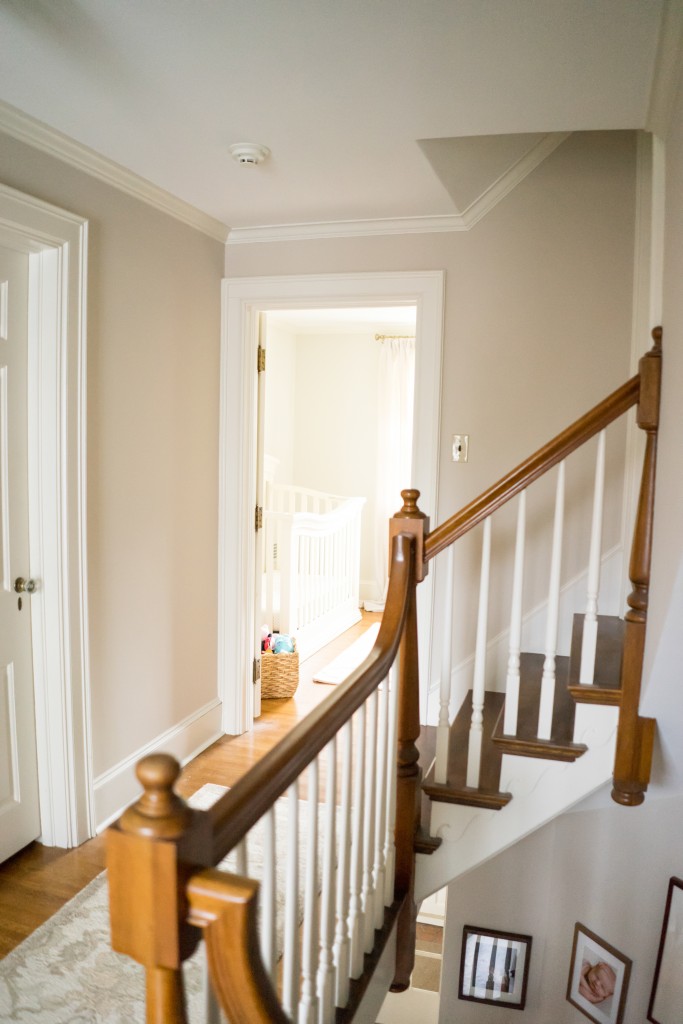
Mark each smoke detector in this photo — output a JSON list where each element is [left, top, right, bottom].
[[229, 142, 271, 166]]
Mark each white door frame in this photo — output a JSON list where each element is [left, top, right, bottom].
[[219, 271, 445, 734], [0, 182, 92, 847]]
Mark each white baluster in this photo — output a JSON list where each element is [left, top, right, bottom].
[[260, 807, 277, 983], [204, 968, 222, 1024], [282, 781, 300, 1018], [384, 664, 399, 907], [466, 517, 492, 789], [504, 491, 526, 736], [299, 760, 319, 1024], [538, 461, 566, 739], [580, 430, 606, 684], [235, 837, 247, 876], [362, 691, 378, 954], [317, 740, 337, 1024], [435, 544, 454, 783], [333, 722, 352, 1008], [373, 681, 389, 930], [348, 704, 366, 978]]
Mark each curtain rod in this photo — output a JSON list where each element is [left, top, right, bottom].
[[375, 333, 416, 341]]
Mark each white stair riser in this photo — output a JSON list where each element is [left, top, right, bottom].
[[415, 704, 618, 901]]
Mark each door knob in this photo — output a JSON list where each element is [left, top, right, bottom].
[[14, 577, 37, 594]]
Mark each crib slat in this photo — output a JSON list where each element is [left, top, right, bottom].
[[504, 490, 526, 736], [317, 740, 337, 1024], [348, 704, 366, 978], [362, 691, 378, 954], [580, 430, 606, 684], [299, 760, 320, 1024], [539, 461, 566, 739], [260, 807, 277, 983], [333, 722, 352, 1008], [436, 544, 454, 783], [282, 781, 300, 1018], [466, 517, 492, 789]]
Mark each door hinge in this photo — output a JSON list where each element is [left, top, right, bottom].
[[253, 657, 261, 683], [257, 345, 266, 373], [255, 505, 263, 531]]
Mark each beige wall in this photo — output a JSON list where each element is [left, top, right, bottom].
[[441, 793, 683, 1024], [0, 133, 224, 785], [227, 131, 638, 689], [442, 79, 683, 1024]]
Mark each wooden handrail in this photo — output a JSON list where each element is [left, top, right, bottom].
[[208, 531, 415, 863], [108, 527, 424, 1024], [424, 374, 640, 562]]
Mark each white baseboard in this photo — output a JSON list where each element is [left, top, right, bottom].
[[93, 699, 223, 832]]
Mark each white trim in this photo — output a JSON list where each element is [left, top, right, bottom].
[[461, 132, 571, 228], [226, 133, 571, 245], [646, 0, 683, 140], [0, 100, 228, 243], [93, 699, 223, 832], [0, 181, 92, 847], [219, 272, 444, 734]]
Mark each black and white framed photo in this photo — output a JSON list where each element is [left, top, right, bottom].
[[459, 925, 532, 1010], [648, 877, 683, 1023], [567, 923, 631, 1024]]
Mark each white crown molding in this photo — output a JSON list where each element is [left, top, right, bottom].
[[460, 131, 572, 228], [227, 132, 572, 245], [0, 100, 229, 243]]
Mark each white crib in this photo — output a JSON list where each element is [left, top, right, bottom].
[[261, 483, 365, 660]]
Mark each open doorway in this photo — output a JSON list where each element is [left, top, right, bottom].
[[255, 306, 417, 713], [218, 270, 444, 736]]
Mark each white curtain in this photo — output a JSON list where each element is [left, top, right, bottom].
[[366, 337, 415, 612]]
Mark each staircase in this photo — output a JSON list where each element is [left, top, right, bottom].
[[413, 329, 661, 902], [105, 332, 661, 1024]]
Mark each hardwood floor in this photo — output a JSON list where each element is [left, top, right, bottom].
[[0, 612, 381, 959]]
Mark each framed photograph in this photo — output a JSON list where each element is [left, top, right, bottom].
[[647, 876, 683, 1023], [566, 923, 631, 1024], [459, 925, 532, 1010]]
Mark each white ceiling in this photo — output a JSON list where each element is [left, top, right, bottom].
[[0, 1, 667, 233]]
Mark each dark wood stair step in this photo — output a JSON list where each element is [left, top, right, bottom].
[[492, 653, 587, 762], [422, 691, 512, 811], [567, 613, 624, 705]]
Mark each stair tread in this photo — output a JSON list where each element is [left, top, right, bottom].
[[568, 614, 624, 705], [492, 653, 587, 761], [423, 691, 512, 810]]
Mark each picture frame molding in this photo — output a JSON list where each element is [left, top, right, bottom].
[[458, 924, 532, 1011], [566, 922, 632, 1024], [647, 876, 683, 1024]]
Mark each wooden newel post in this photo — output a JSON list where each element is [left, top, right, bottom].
[[107, 754, 210, 1024], [612, 328, 661, 806], [390, 490, 428, 991]]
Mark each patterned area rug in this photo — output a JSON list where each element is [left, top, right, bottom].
[[0, 786, 224, 1023], [0, 784, 317, 1023]]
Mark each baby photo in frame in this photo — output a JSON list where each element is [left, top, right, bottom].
[[567, 923, 631, 1024]]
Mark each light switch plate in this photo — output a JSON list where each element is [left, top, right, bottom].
[[452, 434, 469, 462]]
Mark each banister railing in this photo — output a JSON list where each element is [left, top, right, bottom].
[[107, 332, 661, 1023], [424, 374, 640, 562], [108, 527, 429, 1024], [426, 329, 661, 802]]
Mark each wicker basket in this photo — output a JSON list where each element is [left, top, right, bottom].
[[261, 645, 299, 699]]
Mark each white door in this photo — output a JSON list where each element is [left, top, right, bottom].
[[0, 236, 41, 862], [253, 315, 267, 718]]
